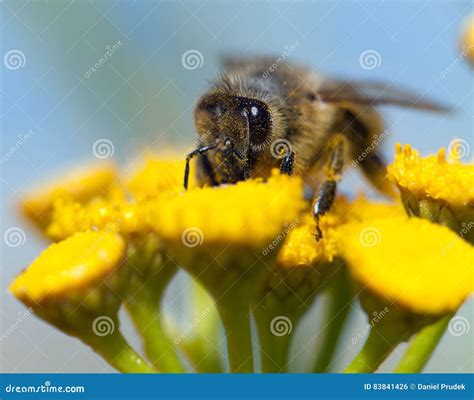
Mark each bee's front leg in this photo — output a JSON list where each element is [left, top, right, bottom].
[[184, 144, 216, 190], [280, 150, 295, 175], [313, 136, 345, 240]]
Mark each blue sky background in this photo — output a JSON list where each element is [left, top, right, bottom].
[[1, 0, 473, 373]]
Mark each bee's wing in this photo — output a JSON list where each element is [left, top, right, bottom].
[[317, 79, 451, 113]]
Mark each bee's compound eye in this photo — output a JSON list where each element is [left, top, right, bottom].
[[246, 99, 272, 147], [196, 95, 226, 118]]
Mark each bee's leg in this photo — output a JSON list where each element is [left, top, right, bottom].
[[313, 137, 345, 240], [184, 144, 216, 190], [280, 150, 295, 175], [197, 153, 218, 187]]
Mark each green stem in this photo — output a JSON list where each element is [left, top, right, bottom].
[[344, 329, 399, 373], [256, 315, 292, 373], [85, 330, 158, 373], [125, 248, 183, 372], [127, 298, 185, 372], [216, 300, 254, 373], [313, 270, 352, 373], [394, 314, 452, 373], [176, 282, 223, 373]]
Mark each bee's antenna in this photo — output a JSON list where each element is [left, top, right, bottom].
[[184, 144, 217, 190]]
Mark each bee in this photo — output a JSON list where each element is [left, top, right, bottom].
[[184, 56, 448, 239]]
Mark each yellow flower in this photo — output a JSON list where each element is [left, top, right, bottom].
[[339, 216, 473, 315], [277, 195, 405, 268], [460, 15, 474, 66], [46, 198, 146, 241], [388, 143, 474, 242], [388, 143, 474, 206], [146, 170, 306, 372], [148, 169, 305, 247], [256, 195, 404, 372], [11, 144, 473, 374], [9, 230, 157, 373], [10, 231, 126, 308], [22, 163, 118, 230], [125, 153, 194, 200]]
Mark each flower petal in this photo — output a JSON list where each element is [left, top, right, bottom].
[[22, 163, 117, 229], [338, 216, 474, 315], [10, 231, 126, 305]]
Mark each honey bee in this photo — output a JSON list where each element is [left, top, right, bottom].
[[184, 56, 448, 239]]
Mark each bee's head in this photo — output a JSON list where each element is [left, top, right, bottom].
[[194, 91, 273, 182]]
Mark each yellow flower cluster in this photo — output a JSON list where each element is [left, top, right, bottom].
[[388, 143, 474, 206], [8, 143, 474, 374], [22, 163, 118, 229], [13, 144, 474, 318], [148, 170, 306, 247], [10, 231, 126, 306], [339, 216, 474, 315]]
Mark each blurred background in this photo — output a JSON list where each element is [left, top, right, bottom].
[[1, 0, 473, 373]]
